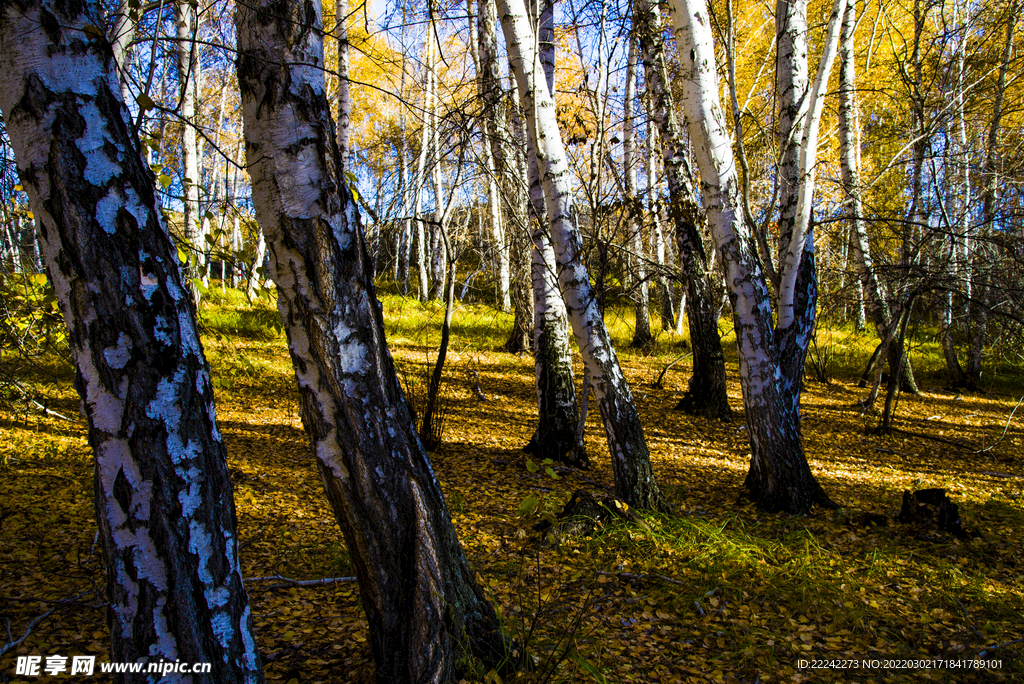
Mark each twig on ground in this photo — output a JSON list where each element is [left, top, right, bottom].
[[978, 638, 1024, 658], [244, 574, 356, 590], [890, 427, 972, 451], [975, 394, 1024, 454], [596, 570, 686, 587], [1, 591, 91, 657]]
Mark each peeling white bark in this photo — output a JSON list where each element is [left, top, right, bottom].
[[0, 0, 262, 677], [236, 1, 508, 678]]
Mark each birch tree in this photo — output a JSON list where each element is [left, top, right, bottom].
[[665, 0, 840, 513], [499, 0, 663, 508], [632, 0, 731, 420], [176, 0, 202, 289], [472, 0, 512, 312], [0, 0, 263, 678], [622, 36, 654, 349], [967, 0, 1019, 389], [518, 0, 587, 467], [235, 0, 509, 680]]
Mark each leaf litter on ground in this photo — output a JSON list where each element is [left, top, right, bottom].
[[1, 294, 1022, 683]]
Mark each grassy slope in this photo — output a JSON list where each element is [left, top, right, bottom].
[[1, 288, 1022, 683]]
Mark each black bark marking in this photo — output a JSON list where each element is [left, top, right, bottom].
[[112, 467, 132, 514]]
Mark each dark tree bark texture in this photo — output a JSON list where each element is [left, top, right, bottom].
[[235, 1, 509, 681], [0, 0, 263, 680]]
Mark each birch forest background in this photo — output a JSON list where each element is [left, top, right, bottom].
[[1, 0, 1023, 681]]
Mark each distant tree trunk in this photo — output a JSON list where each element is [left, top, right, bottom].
[[176, 0, 202, 293], [0, 2, 263, 679], [623, 37, 653, 349], [108, 0, 136, 102], [473, 0, 512, 311], [475, 0, 531, 348], [667, 0, 836, 513], [501, 0, 664, 509], [428, 136, 447, 300], [838, 0, 919, 399], [394, 26, 412, 293], [939, 0, 970, 388], [645, 111, 674, 331], [633, 0, 731, 419], [411, 31, 435, 302], [236, 2, 509, 681], [503, 223, 534, 353], [969, 0, 1018, 389], [334, 0, 351, 165]]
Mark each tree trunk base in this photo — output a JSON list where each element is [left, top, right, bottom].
[[524, 429, 589, 469], [743, 454, 837, 515], [674, 391, 733, 421]]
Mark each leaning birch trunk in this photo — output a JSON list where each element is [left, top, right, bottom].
[[666, 0, 834, 514], [0, 2, 263, 679], [234, 2, 509, 681], [633, 0, 731, 419], [499, 0, 663, 509], [837, 0, 913, 400], [516, 0, 585, 467]]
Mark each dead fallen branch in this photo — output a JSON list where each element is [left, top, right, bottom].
[[244, 575, 356, 591]]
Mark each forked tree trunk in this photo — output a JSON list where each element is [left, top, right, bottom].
[[235, 2, 508, 681], [772, 0, 847, 408], [633, 0, 731, 420], [666, 0, 835, 514], [0, 2, 262, 679], [500, 0, 664, 509]]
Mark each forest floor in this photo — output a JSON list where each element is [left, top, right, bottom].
[[1, 291, 1023, 683]]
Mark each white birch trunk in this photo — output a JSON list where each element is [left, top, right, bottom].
[[0, 1, 263, 677], [235, 0, 509, 678], [500, 0, 663, 509], [633, 0, 732, 418], [471, 0, 511, 312], [624, 37, 652, 348], [775, 0, 847, 333], [176, 0, 202, 292], [335, 0, 351, 164], [411, 33, 434, 301], [667, 0, 834, 513]]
